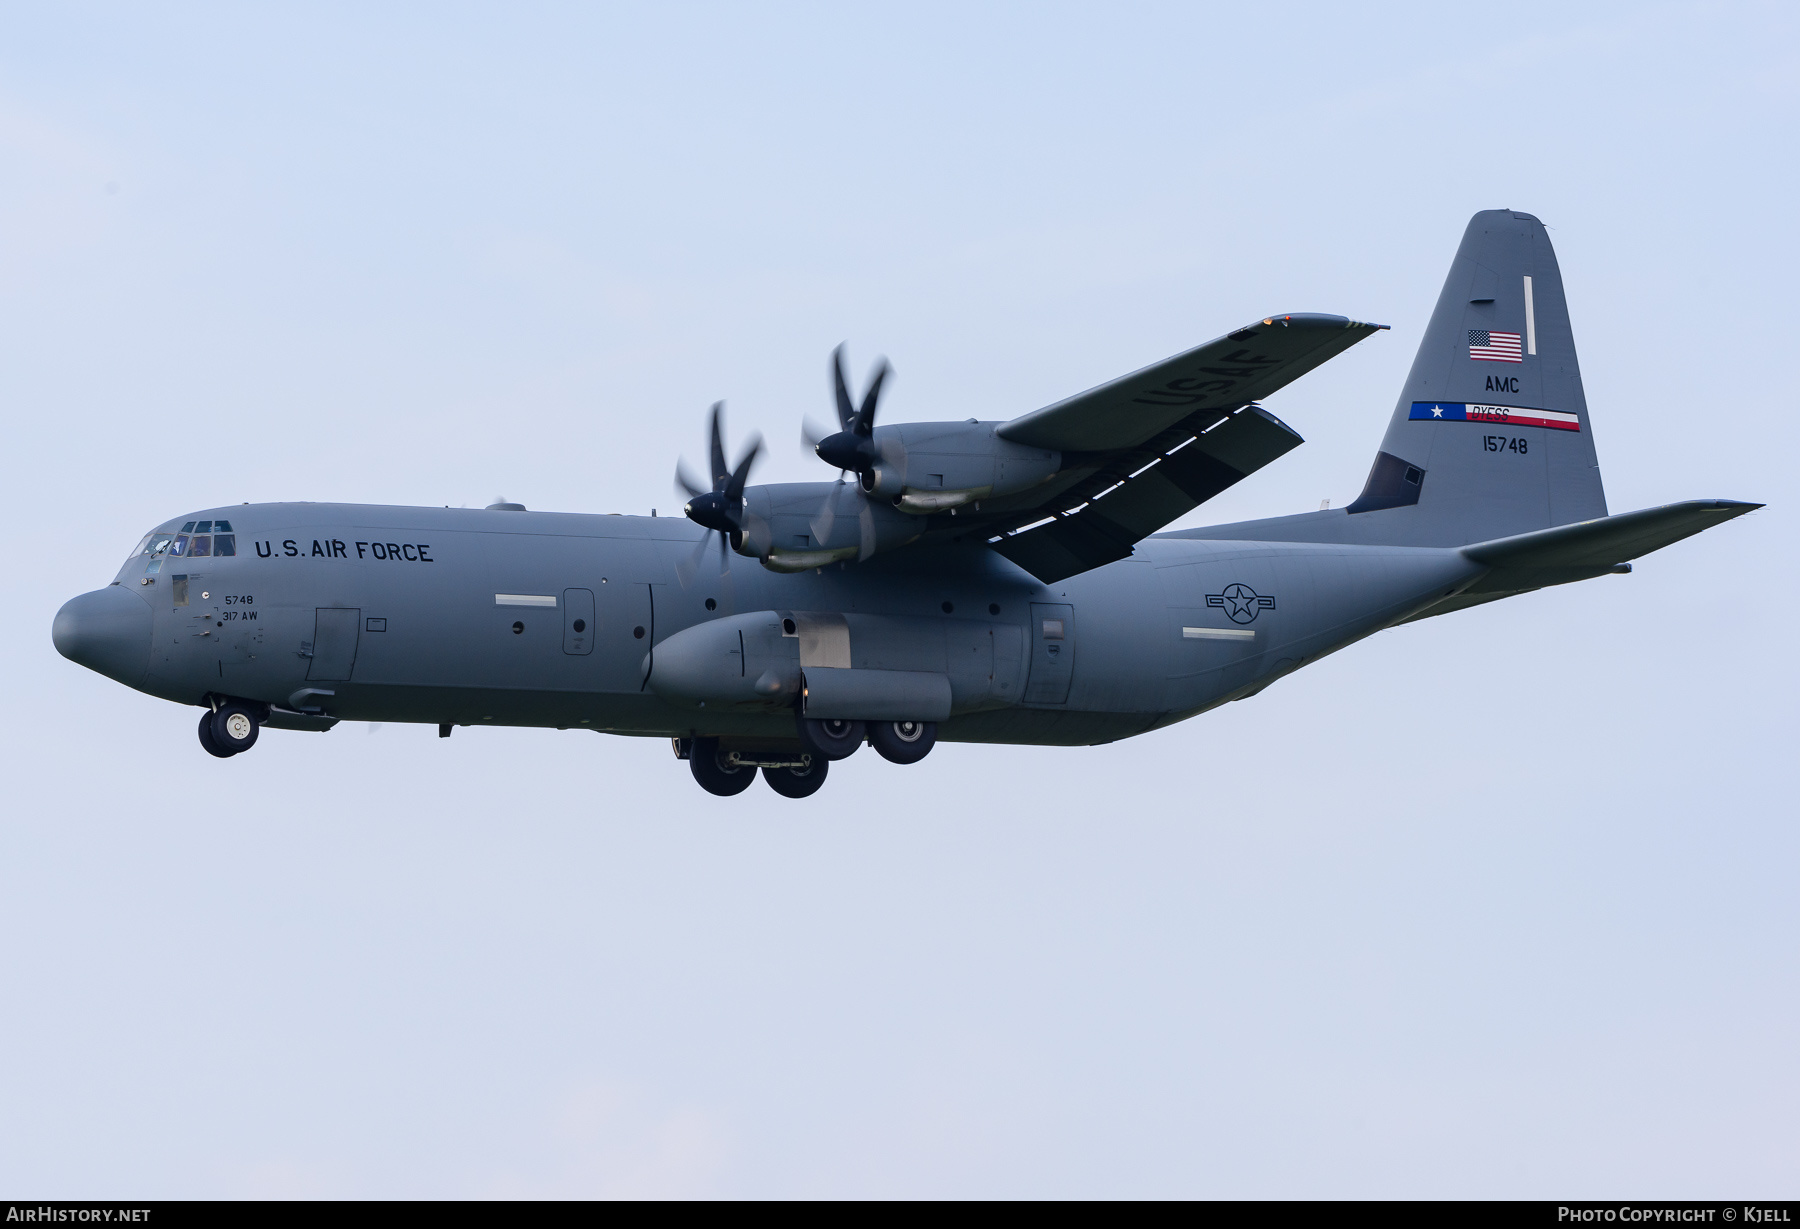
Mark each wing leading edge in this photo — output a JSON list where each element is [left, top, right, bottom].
[[997, 313, 1386, 453]]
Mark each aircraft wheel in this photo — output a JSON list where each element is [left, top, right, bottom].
[[762, 756, 827, 799], [869, 719, 936, 765], [689, 737, 755, 797], [797, 717, 865, 761], [198, 709, 235, 758], [211, 702, 260, 755]]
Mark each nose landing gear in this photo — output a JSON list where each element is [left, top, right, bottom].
[[198, 698, 264, 757]]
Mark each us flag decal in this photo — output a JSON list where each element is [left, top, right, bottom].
[[1469, 329, 1524, 362]]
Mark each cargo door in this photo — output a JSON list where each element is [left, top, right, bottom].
[[563, 588, 595, 655], [1024, 602, 1074, 705], [307, 607, 362, 681]]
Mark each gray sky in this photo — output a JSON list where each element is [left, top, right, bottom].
[[3, 1, 1795, 1198]]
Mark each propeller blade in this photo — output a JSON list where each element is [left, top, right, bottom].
[[858, 500, 876, 562], [831, 344, 855, 431], [854, 359, 890, 436], [707, 401, 729, 491], [723, 433, 763, 503], [740, 509, 771, 560], [811, 475, 849, 544], [674, 460, 707, 500], [715, 533, 735, 611], [675, 531, 711, 589]]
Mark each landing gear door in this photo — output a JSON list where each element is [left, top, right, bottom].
[[563, 588, 595, 655], [307, 608, 361, 681], [1024, 602, 1074, 705]]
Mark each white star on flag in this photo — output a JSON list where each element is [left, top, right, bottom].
[[1430, 405, 1444, 417]]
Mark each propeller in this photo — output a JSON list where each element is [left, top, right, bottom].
[[813, 345, 890, 484], [809, 346, 893, 559], [675, 402, 763, 593]]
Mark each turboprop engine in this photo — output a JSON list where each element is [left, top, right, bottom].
[[809, 346, 1063, 515], [851, 419, 1062, 513]]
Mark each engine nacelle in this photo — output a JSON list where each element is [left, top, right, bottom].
[[864, 421, 1061, 513], [740, 482, 924, 572]]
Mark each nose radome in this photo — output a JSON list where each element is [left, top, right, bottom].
[[53, 586, 153, 688]]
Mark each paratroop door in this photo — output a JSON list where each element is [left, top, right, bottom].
[[307, 608, 361, 681], [1023, 602, 1074, 704]]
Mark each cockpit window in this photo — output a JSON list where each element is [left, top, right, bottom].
[[189, 535, 212, 557], [194, 521, 213, 533], [213, 519, 233, 533], [180, 522, 196, 533], [170, 535, 189, 556], [130, 533, 155, 558], [215, 534, 236, 556], [147, 534, 175, 555]]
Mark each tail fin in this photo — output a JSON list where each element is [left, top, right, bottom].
[[1342, 209, 1606, 542]]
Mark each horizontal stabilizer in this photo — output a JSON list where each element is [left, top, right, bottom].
[[1397, 500, 1760, 623], [1463, 499, 1760, 577]]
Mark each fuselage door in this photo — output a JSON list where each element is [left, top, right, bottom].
[[307, 607, 362, 681], [563, 588, 595, 655], [1024, 602, 1075, 704]]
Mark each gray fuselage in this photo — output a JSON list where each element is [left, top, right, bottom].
[[85, 501, 1479, 746]]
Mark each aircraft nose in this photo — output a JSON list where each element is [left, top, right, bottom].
[[53, 586, 153, 688]]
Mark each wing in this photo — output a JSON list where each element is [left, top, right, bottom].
[[997, 313, 1386, 453], [972, 314, 1385, 583]]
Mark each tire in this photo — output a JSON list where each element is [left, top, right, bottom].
[[797, 716, 865, 761], [198, 709, 235, 758], [211, 702, 260, 755], [689, 737, 756, 796], [762, 756, 828, 799], [868, 719, 936, 765]]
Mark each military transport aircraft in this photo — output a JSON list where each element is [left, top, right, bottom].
[[53, 210, 1758, 798]]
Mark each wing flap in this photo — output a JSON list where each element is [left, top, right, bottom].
[[990, 405, 1304, 583], [997, 314, 1385, 453]]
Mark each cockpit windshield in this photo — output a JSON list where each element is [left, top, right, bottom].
[[136, 521, 233, 568]]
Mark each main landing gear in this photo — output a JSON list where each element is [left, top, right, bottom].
[[198, 698, 264, 758], [683, 737, 829, 799], [678, 716, 938, 798]]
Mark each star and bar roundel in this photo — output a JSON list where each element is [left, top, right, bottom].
[[1206, 583, 1276, 625]]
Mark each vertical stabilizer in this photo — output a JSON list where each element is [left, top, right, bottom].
[[1341, 210, 1606, 542]]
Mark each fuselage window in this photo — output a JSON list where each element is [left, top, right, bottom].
[[189, 535, 212, 557], [215, 534, 236, 556]]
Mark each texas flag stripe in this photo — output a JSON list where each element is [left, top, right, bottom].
[[1409, 401, 1581, 431]]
